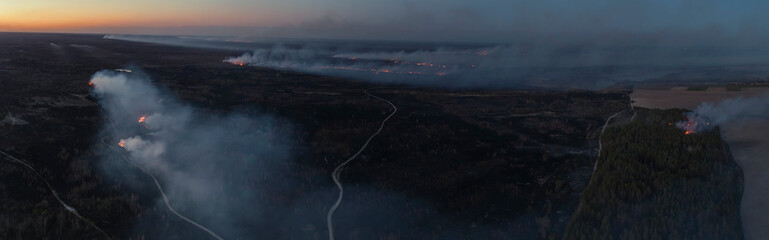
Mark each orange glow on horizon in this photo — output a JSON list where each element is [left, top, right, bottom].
[[0, 1, 291, 32]]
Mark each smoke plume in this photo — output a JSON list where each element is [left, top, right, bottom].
[[90, 69, 295, 238], [87, 68, 546, 239], [680, 93, 769, 133]]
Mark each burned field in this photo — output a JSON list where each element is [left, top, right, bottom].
[[0, 32, 631, 239]]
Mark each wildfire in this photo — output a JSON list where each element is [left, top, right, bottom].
[[229, 61, 246, 66], [137, 115, 151, 129], [118, 139, 126, 148], [676, 116, 712, 135]]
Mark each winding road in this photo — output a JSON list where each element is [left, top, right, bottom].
[[594, 110, 625, 171], [97, 123, 225, 240], [101, 139, 224, 240], [78, 93, 224, 240], [326, 88, 397, 240], [0, 150, 112, 239]]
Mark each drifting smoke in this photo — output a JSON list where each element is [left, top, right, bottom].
[[225, 43, 769, 89], [87, 68, 547, 239], [679, 93, 769, 134], [223, 44, 545, 88], [90, 69, 296, 238]]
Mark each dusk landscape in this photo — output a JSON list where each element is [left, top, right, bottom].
[[1, 1, 769, 239]]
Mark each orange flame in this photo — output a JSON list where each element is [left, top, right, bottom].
[[229, 61, 245, 66], [138, 115, 147, 123], [118, 139, 126, 148]]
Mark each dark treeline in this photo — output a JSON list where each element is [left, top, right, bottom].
[[563, 108, 744, 240]]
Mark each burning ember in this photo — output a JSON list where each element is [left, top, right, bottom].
[[137, 115, 152, 129], [118, 139, 126, 148], [229, 61, 246, 66], [675, 115, 712, 135]]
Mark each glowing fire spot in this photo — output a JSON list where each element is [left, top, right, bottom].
[[229, 61, 245, 66], [118, 139, 126, 148], [138, 115, 147, 123], [677, 116, 711, 135]]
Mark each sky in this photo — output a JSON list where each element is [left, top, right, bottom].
[[2, 0, 769, 44]]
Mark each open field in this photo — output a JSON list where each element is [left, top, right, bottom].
[[631, 86, 769, 110]]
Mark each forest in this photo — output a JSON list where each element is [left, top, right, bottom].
[[563, 108, 744, 240]]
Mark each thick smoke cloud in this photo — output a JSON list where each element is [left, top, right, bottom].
[[680, 93, 769, 133], [90, 69, 296, 238]]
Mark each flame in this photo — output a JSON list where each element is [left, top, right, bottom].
[[138, 115, 147, 123], [229, 61, 245, 66], [118, 139, 126, 148], [677, 116, 711, 135]]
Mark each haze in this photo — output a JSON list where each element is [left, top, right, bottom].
[[2, 0, 769, 44]]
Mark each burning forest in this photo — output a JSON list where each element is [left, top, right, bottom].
[[676, 115, 712, 135], [673, 92, 769, 135]]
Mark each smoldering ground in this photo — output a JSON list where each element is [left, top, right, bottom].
[[223, 43, 769, 90]]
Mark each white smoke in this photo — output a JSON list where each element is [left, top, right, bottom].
[[224, 44, 520, 87], [90, 69, 294, 238], [225, 44, 759, 89], [681, 93, 769, 133]]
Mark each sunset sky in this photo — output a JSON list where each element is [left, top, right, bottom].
[[2, 0, 769, 44]]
